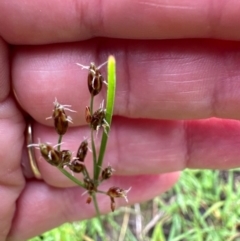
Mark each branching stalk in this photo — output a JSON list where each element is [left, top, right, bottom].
[[58, 167, 85, 188]]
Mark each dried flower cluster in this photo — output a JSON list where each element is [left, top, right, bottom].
[[28, 61, 130, 212]]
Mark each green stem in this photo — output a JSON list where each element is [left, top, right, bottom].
[[58, 167, 85, 188], [92, 192, 106, 240], [96, 190, 107, 195], [95, 56, 116, 179], [90, 93, 94, 115], [91, 128, 98, 178], [57, 135, 62, 151], [57, 134, 85, 188], [83, 166, 91, 179], [90, 94, 98, 179], [92, 193, 101, 215]]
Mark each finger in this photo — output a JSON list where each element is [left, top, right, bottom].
[[13, 40, 240, 122], [0, 38, 10, 101], [0, 39, 25, 240], [1, 0, 240, 44], [29, 117, 240, 187], [8, 173, 179, 241]]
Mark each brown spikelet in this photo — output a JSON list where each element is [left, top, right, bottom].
[[39, 143, 62, 166], [86, 196, 92, 204], [68, 159, 85, 173], [85, 106, 92, 124], [101, 165, 115, 181], [46, 99, 75, 135], [76, 140, 88, 162], [87, 62, 105, 96]]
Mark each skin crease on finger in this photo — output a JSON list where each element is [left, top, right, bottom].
[[12, 39, 240, 122], [31, 117, 240, 188], [1, 0, 240, 43], [11, 39, 240, 186]]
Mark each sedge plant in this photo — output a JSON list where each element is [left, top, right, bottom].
[[28, 56, 130, 220]]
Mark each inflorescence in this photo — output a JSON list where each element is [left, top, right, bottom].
[[28, 61, 130, 212]]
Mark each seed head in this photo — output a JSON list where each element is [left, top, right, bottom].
[[68, 159, 85, 173], [84, 177, 96, 192], [29, 142, 61, 166], [60, 150, 72, 167], [107, 186, 131, 212], [27, 141, 69, 167], [54, 112, 69, 135], [91, 108, 106, 130], [76, 139, 88, 162], [88, 62, 104, 96], [110, 197, 115, 212], [46, 98, 75, 135], [87, 101, 109, 134], [86, 196, 92, 204], [85, 106, 92, 124], [101, 165, 115, 181], [41, 143, 62, 166], [107, 186, 131, 203], [76, 61, 108, 96]]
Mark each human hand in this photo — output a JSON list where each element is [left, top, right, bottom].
[[1, 1, 240, 240]]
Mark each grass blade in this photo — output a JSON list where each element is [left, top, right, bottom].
[[95, 55, 116, 180]]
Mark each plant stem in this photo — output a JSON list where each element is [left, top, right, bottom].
[[92, 192, 106, 240], [96, 190, 107, 195], [57, 135, 62, 151], [90, 93, 94, 115], [90, 94, 98, 179], [58, 167, 85, 188], [91, 128, 98, 178], [95, 56, 116, 179], [83, 167, 91, 179], [92, 193, 101, 215], [57, 134, 85, 188]]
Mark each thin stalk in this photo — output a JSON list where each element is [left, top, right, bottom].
[[57, 134, 85, 188], [92, 193, 106, 240], [91, 128, 98, 178], [83, 167, 91, 179], [57, 135, 62, 151], [96, 190, 107, 195], [90, 93, 94, 115], [92, 193, 101, 215], [58, 167, 85, 188], [90, 94, 98, 179]]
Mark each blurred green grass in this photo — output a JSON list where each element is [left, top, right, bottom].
[[29, 169, 240, 241]]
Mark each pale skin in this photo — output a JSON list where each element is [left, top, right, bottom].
[[1, 0, 240, 240]]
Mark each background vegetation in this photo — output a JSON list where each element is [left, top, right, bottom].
[[29, 168, 240, 241]]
